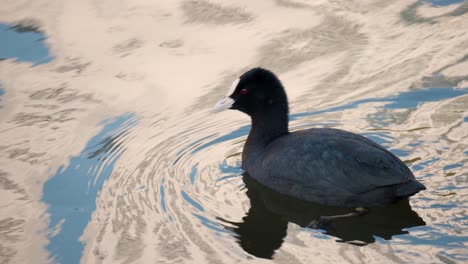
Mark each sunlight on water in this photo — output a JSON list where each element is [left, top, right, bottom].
[[0, 0, 467, 263]]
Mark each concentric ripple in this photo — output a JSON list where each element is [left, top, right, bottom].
[[43, 114, 138, 264], [2, 1, 467, 263], [71, 82, 467, 263]]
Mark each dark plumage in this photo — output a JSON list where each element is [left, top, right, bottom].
[[213, 68, 426, 207]]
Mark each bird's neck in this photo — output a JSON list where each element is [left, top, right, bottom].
[[243, 107, 289, 169], [249, 110, 289, 145]]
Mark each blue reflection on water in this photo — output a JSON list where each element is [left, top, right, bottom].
[[160, 178, 167, 212], [193, 214, 232, 234], [0, 83, 4, 108], [413, 157, 441, 171], [42, 113, 136, 264], [389, 149, 411, 157], [292, 87, 468, 120], [218, 159, 243, 176], [384, 88, 467, 109], [424, 0, 465, 6], [189, 165, 198, 184], [443, 163, 463, 171], [360, 132, 393, 146], [0, 23, 53, 65], [181, 190, 204, 212]]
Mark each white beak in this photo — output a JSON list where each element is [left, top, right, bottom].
[[212, 97, 234, 113]]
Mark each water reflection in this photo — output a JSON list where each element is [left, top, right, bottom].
[[424, 0, 465, 6], [1, 0, 467, 263], [42, 114, 136, 264], [221, 173, 426, 259], [291, 86, 468, 122], [0, 22, 53, 65], [0, 83, 4, 108]]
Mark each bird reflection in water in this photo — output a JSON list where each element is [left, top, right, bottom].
[[218, 173, 425, 259]]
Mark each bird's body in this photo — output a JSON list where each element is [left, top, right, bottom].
[[243, 128, 424, 207], [213, 68, 425, 207]]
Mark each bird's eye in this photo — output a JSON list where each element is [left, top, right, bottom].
[[240, 89, 248, 95]]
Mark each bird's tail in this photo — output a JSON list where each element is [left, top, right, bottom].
[[396, 180, 426, 198]]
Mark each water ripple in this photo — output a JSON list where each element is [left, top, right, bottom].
[[42, 114, 137, 264]]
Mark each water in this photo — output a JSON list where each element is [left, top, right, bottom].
[[0, 0, 467, 264], [0, 23, 53, 65], [425, 0, 466, 6], [0, 83, 4, 108], [42, 114, 137, 264]]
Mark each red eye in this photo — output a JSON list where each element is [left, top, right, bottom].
[[240, 89, 248, 95]]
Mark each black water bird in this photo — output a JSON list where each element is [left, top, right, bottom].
[[212, 68, 426, 209]]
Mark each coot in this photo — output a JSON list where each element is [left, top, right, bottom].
[[212, 68, 425, 207]]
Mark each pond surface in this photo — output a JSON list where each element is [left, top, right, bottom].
[[0, 1, 467, 264], [0, 23, 53, 65]]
